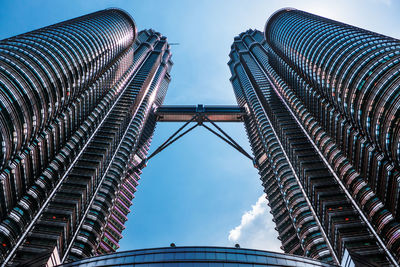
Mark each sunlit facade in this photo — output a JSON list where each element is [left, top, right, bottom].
[[0, 9, 172, 266], [229, 8, 400, 267], [3, 5, 400, 267]]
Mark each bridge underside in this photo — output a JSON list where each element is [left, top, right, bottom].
[[126, 104, 256, 171], [155, 105, 246, 122]]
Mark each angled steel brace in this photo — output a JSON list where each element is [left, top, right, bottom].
[[147, 123, 198, 161], [150, 115, 197, 158], [128, 114, 256, 174], [203, 115, 254, 160], [127, 116, 198, 173], [202, 124, 253, 161]]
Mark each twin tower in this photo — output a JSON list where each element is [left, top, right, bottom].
[[0, 7, 400, 267]]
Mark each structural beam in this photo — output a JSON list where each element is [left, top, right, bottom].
[[156, 104, 246, 122]]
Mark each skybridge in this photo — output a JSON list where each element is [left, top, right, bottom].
[[155, 104, 246, 123], [128, 104, 256, 172]]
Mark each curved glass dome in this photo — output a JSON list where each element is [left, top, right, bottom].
[[59, 246, 336, 267]]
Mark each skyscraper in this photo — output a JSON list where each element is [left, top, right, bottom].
[[0, 9, 172, 266], [3, 5, 400, 267], [229, 8, 400, 266]]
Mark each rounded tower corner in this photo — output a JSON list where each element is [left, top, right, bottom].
[[264, 8, 297, 42], [106, 7, 138, 41]]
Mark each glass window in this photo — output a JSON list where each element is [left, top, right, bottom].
[[215, 252, 226, 261], [266, 256, 278, 264], [235, 264, 252, 267], [195, 251, 206, 259], [174, 252, 185, 260], [226, 253, 237, 261], [256, 255, 267, 263], [246, 254, 257, 262], [103, 258, 119, 265], [162, 252, 174, 261], [283, 258, 297, 267], [135, 254, 144, 262], [122, 256, 136, 264], [185, 252, 196, 259], [153, 253, 165, 261], [236, 253, 247, 262], [276, 258, 288, 265], [205, 252, 216, 260]]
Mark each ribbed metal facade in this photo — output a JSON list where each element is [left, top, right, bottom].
[[229, 8, 400, 267], [0, 9, 172, 266]]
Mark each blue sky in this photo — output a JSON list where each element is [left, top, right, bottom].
[[1, 0, 400, 253]]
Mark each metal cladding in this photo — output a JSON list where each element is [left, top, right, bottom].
[[229, 8, 400, 267], [0, 8, 136, 170], [3, 5, 400, 267], [229, 30, 335, 263], [0, 9, 172, 266]]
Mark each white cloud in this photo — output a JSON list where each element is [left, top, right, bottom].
[[228, 194, 283, 252]]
